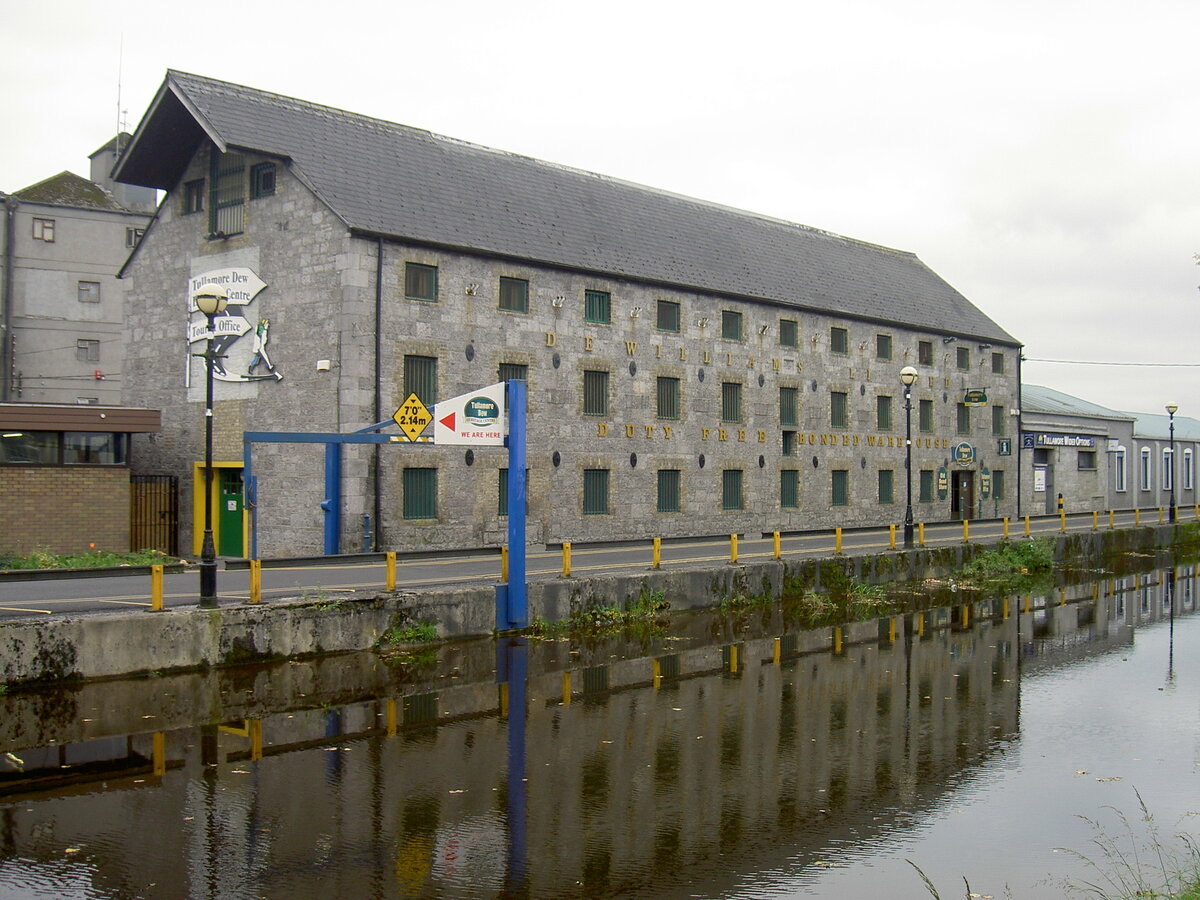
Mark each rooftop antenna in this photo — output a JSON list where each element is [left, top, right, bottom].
[[115, 35, 128, 138]]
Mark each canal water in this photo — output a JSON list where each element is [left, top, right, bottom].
[[0, 562, 1197, 898]]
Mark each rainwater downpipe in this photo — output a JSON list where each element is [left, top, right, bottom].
[[373, 237, 383, 551], [1, 196, 16, 402], [1016, 349, 1023, 519]]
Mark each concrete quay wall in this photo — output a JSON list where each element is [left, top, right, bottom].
[[0, 524, 1189, 687]]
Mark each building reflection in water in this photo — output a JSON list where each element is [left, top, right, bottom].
[[0, 562, 1194, 898]]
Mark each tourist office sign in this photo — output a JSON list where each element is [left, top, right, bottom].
[[434, 382, 506, 446]]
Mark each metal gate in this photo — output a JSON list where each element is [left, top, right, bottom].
[[131, 475, 179, 555]]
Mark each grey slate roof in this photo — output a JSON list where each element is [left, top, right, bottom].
[[1125, 411, 1200, 442], [1021, 384, 1133, 421], [116, 70, 1019, 346], [13, 171, 130, 212]]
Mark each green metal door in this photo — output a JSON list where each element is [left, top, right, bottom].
[[218, 468, 244, 557]]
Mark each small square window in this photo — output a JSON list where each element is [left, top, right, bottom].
[[499, 277, 529, 312], [250, 162, 276, 199], [918, 340, 933, 365], [830, 327, 848, 354], [721, 310, 743, 341], [876, 334, 892, 360], [125, 227, 145, 248], [76, 339, 100, 362], [779, 318, 798, 348], [1079, 450, 1097, 470], [584, 290, 611, 324], [405, 262, 438, 302], [403, 468, 437, 519], [656, 299, 680, 333], [32, 218, 55, 242], [77, 281, 100, 303], [183, 179, 205, 215], [956, 346, 970, 371]]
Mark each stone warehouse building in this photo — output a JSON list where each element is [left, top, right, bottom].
[[114, 71, 1021, 558]]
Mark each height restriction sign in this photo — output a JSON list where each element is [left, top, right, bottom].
[[393, 393, 433, 442]]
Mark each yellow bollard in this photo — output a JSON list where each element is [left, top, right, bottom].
[[963, 519, 970, 543], [773, 531, 781, 560], [562, 671, 572, 704], [835, 527, 843, 554], [730, 534, 738, 564], [562, 542, 572, 578], [152, 732, 166, 776], [1158, 507, 1164, 524], [1135, 508, 1141, 525], [653, 536, 662, 569], [1059, 511, 1066, 533], [1024, 594, 1031, 613], [386, 551, 397, 591], [249, 719, 263, 762], [773, 637, 781, 665], [386, 699, 397, 737], [1059, 588, 1066, 606], [1109, 509, 1115, 529], [1024, 515, 1031, 537], [249, 559, 261, 604], [889, 524, 897, 550], [150, 564, 164, 611], [1092, 511, 1098, 531], [918, 522, 925, 547], [501, 545, 509, 582], [833, 626, 843, 654], [1003, 517, 1009, 540]]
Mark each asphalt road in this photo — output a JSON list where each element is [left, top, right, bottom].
[[0, 508, 1188, 621]]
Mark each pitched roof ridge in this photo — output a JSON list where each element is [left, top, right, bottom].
[[166, 70, 918, 261]]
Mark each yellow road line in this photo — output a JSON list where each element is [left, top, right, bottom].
[[0, 606, 52, 614]]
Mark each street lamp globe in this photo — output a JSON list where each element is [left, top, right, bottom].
[[194, 284, 228, 317], [899, 365, 918, 387], [1166, 402, 1179, 416]]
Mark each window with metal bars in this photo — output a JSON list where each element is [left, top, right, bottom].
[[957, 403, 970, 434], [993, 469, 1005, 500], [876, 334, 892, 360], [721, 382, 742, 424], [656, 377, 680, 420], [183, 180, 204, 215], [832, 469, 849, 506], [992, 352, 1005, 374], [722, 469, 743, 510], [656, 299, 680, 333], [919, 470, 933, 502], [956, 347, 970, 371], [498, 363, 527, 383], [781, 470, 799, 508], [583, 469, 609, 514], [403, 355, 437, 406], [878, 469, 894, 504], [497, 468, 530, 515], [584, 290, 611, 324], [876, 395, 892, 430], [919, 398, 934, 433], [583, 370, 608, 416], [403, 468, 437, 519], [208, 151, 245, 236], [657, 469, 680, 512], [405, 263, 438, 302], [831, 391, 847, 428], [779, 387, 798, 427], [918, 341, 933, 365], [250, 162, 276, 199], [992, 405, 1005, 435]]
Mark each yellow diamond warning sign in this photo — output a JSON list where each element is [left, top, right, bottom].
[[393, 393, 433, 442]]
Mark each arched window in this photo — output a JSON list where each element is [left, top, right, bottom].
[[1184, 448, 1194, 491], [1163, 448, 1175, 492], [1113, 446, 1127, 492], [1139, 447, 1152, 491]]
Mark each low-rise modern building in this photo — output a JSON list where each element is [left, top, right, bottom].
[[114, 71, 1022, 558], [1, 135, 155, 405], [1019, 384, 1198, 517]]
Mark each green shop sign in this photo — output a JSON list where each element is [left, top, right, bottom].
[[937, 466, 949, 501], [963, 390, 988, 407], [954, 442, 976, 467]]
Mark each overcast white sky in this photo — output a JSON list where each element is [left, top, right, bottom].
[[4, 0, 1198, 420]]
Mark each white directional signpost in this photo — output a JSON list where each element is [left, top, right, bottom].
[[433, 382, 506, 446]]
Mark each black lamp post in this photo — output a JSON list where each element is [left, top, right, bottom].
[[900, 365, 918, 548], [194, 284, 228, 608], [1166, 402, 1178, 524]]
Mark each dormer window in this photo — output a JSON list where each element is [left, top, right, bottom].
[[250, 162, 276, 199], [209, 151, 245, 237]]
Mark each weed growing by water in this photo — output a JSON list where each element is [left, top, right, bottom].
[[380, 621, 439, 645], [0, 548, 183, 570], [960, 538, 1054, 589], [530, 584, 670, 637]]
